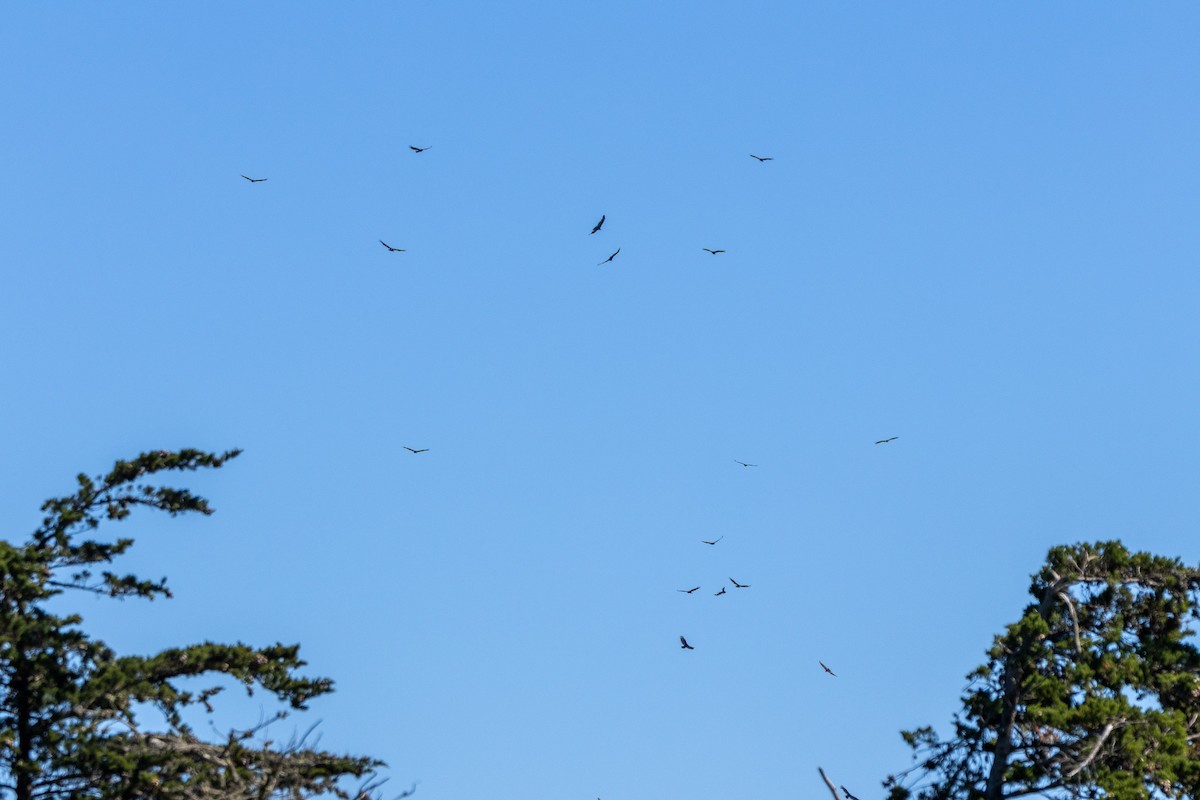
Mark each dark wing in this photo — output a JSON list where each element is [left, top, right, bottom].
[[241, 175, 252, 181], [680, 636, 690, 647]]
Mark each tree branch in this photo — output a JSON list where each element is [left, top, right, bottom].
[[818, 768, 844, 800], [1063, 721, 1120, 780]]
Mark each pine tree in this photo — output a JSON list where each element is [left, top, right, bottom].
[[891, 541, 1200, 800], [0, 449, 394, 799]]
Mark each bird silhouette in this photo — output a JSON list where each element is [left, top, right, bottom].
[[701, 536, 724, 545], [241, 175, 267, 182], [680, 636, 695, 650], [730, 578, 750, 589], [714, 587, 727, 596], [874, 437, 899, 444], [409, 145, 431, 153], [842, 787, 862, 800], [598, 248, 621, 265], [749, 154, 773, 162], [379, 240, 406, 252], [734, 460, 758, 467], [678, 586, 701, 594], [820, 660, 837, 677], [590, 215, 605, 234], [703, 248, 726, 255], [404, 447, 429, 454]]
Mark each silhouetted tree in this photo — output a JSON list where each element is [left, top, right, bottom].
[[891, 541, 1200, 800], [0, 449, 397, 799]]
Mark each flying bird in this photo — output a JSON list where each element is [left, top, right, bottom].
[[678, 586, 701, 594], [409, 145, 431, 153], [729, 578, 750, 589], [241, 175, 267, 182], [734, 460, 758, 468], [590, 215, 605, 235], [749, 154, 773, 162], [703, 248, 726, 255], [680, 636, 695, 650], [842, 787, 862, 800], [404, 447, 429, 454], [379, 240, 406, 252], [819, 660, 837, 677], [598, 248, 621, 265], [714, 587, 727, 596], [701, 536, 724, 545], [875, 437, 899, 444]]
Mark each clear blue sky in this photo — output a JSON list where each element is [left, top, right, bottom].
[[3, 2, 1200, 798]]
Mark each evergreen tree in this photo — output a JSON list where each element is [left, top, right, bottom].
[[0, 449, 395, 799], [891, 541, 1200, 800]]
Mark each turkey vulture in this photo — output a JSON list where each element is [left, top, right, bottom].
[[598, 248, 621, 265], [820, 660, 837, 677], [730, 578, 750, 589], [590, 215, 605, 235], [703, 248, 726, 255], [749, 154, 773, 162], [714, 587, 727, 596], [875, 437, 899, 444], [404, 447, 429, 454], [734, 460, 758, 467], [380, 241, 406, 252], [677, 587, 700, 594], [701, 536, 723, 545], [680, 636, 695, 650], [409, 146, 431, 153], [241, 175, 267, 182]]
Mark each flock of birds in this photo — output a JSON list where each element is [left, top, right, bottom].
[[239, 150, 791, 265], [241, 146, 902, 684], [672, 528, 840, 677]]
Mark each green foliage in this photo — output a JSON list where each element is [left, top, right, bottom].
[[0, 450, 393, 799], [893, 541, 1200, 800]]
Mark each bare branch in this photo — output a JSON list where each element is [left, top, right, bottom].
[[1057, 591, 1083, 654], [1063, 721, 1120, 780], [818, 768, 845, 800]]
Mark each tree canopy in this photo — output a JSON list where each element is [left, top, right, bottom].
[[891, 540, 1200, 800], [0, 449, 396, 800]]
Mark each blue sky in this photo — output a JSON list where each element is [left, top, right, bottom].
[[3, 2, 1200, 798]]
